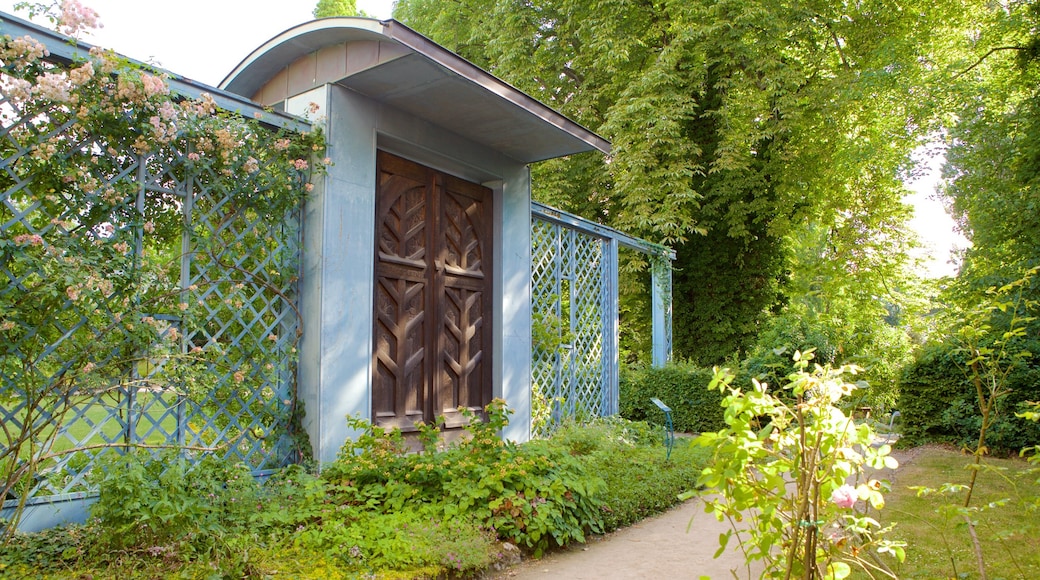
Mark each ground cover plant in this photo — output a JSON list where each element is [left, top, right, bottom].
[[0, 401, 708, 578], [544, 416, 710, 531]]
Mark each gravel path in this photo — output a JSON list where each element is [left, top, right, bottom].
[[486, 497, 760, 579]]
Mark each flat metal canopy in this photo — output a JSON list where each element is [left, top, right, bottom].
[[220, 18, 610, 164]]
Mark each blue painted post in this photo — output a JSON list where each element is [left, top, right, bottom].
[[651, 256, 672, 368]]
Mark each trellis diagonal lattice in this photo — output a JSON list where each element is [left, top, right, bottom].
[[0, 13, 314, 529], [531, 202, 674, 436]]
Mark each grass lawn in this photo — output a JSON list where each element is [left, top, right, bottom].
[[2, 392, 226, 497], [873, 446, 1040, 579], [3, 391, 219, 457]]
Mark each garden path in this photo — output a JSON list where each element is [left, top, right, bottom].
[[487, 496, 757, 579]]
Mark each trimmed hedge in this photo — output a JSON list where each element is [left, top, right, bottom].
[[898, 343, 1040, 453], [620, 363, 726, 434]]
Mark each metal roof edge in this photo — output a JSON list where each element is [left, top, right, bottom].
[[378, 20, 611, 156], [219, 17, 388, 92]]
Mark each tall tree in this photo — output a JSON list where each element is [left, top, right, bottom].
[[944, 1, 1040, 283], [314, 0, 360, 18], [395, 0, 958, 364]]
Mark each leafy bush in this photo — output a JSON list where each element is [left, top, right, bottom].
[[743, 313, 840, 388], [619, 363, 726, 433], [551, 418, 709, 531], [745, 309, 912, 413], [696, 354, 905, 578], [90, 450, 259, 551], [320, 399, 606, 558], [898, 342, 1040, 453], [1, 404, 713, 578]]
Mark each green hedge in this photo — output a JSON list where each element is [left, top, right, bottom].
[[619, 363, 726, 434], [898, 343, 1040, 453]]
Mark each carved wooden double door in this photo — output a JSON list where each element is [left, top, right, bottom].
[[372, 151, 493, 432]]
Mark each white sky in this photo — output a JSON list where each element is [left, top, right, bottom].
[[0, 1, 966, 277], [0, 0, 396, 86], [905, 147, 969, 278]]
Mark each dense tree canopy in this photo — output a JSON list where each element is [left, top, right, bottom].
[[395, 0, 965, 366], [944, 1, 1040, 284], [313, 0, 360, 18]]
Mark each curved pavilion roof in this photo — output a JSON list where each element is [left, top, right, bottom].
[[220, 18, 610, 164]]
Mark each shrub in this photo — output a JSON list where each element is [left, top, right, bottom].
[[320, 399, 606, 558], [89, 450, 259, 552], [620, 363, 726, 433], [743, 313, 840, 389], [1, 406, 714, 577], [551, 418, 709, 531], [696, 354, 905, 578], [898, 342, 1040, 453]]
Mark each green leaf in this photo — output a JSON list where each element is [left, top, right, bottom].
[[826, 561, 852, 579]]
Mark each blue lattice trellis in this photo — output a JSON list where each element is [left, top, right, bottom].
[[531, 203, 674, 436], [531, 214, 616, 436], [0, 18, 312, 527]]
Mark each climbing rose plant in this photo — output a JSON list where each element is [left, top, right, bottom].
[[0, 0, 325, 537], [692, 352, 905, 580]]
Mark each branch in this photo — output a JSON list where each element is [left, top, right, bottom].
[[561, 65, 584, 86], [40, 440, 230, 461], [954, 46, 1025, 79]]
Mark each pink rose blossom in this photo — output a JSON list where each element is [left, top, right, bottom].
[[140, 73, 167, 97], [0, 35, 49, 71], [830, 484, 857, 509], [4, 77, 32, 103], [13, 233, 43, 246], [69, 61, 94, 86]]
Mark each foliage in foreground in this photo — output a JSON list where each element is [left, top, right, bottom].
[[696, 353, 905, 580], [0, 403, 705, 578]]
